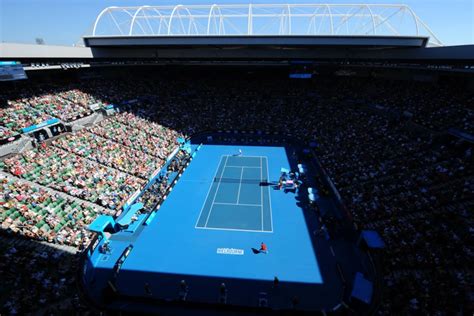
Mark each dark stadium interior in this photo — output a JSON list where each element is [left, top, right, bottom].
[[0, 63, 473, 315]]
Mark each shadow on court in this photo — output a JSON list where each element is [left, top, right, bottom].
[[190, 132, 375, 305], [82, 131, 376, 314]]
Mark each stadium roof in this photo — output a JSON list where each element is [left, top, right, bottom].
[[87, 3, 443, 47], [3, 4, 473, 69]]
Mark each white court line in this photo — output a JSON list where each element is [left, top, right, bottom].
[[230, 155, 265, 158], [213, 202, 262, 207], [195, 226, 273, 233], [236, 167, 244, 204], [194, 155, 226, 228], [260, 156, 264, 231], [204, 155, 229, 227], [197, 154, 274, 233], [226, 166, 261, 169], [266, 157, 274, 232]]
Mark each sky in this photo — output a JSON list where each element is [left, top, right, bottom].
[[0, 0, 473, 46]]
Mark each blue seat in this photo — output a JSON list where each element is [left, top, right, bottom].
[[309, 192, 319, 201], [308, 187, 318, 194], [298, 163, 307, 174]]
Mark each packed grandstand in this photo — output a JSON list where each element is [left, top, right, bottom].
[[0, 70, 472, 314]]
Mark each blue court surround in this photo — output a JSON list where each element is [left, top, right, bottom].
[[118, 144, 322, 284], [83, 141, 341, 311], [195, 155, 273, 232]]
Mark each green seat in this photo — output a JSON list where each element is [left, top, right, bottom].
[[54, 224, 63, 233]]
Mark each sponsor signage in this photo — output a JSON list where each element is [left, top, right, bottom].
[[216, 248, 244, 255], [0, 61, 27, 81], [22, 118, 60, 133]]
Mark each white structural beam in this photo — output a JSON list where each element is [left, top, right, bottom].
[[248, 4, 253, 35], [325, 4, 334, 35], [93, 7, 114, 36], [365, 5, 376, 34], [91, 4, 443, 46], [130, 6, 147, 35], [287, 4, 292, 35], [168, 5, 182, 35]]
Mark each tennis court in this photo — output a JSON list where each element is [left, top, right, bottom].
[[86, 141, 331, 311], [196, 155, 273, 232]]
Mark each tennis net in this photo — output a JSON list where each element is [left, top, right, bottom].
[[214, 177, 267, 184]]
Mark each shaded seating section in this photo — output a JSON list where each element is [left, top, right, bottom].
[[312, 106, 473, 313], [352, 81, 474, 134], [0, 238, 85, 315]]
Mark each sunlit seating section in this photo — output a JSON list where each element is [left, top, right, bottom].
[[0, 100, 53, 132], [2, 146, 144, 210], [89, 117, 178, 159], [53, 132, 162, 179], [0, 175, 100, 247]]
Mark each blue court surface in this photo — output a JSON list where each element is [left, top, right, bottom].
[[195, 155, 272, 232], [122, 144, 322, 284], [86, 142, 341, 310]]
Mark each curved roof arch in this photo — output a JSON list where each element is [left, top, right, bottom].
[[90, 3, 442, 47]]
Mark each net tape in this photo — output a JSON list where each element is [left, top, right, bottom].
[[214, 178, 267, 184]]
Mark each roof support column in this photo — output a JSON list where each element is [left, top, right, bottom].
[[287, 4, 292, 35], [248, 4, 253, 35], [325, 4, 334, 35], [365, 5, 377, 35], [168, 5, 182, 35]]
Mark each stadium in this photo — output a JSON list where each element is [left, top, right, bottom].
[[0, 2, 473, 315]]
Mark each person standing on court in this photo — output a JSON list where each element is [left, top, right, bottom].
[[259, 242, 268, 254]]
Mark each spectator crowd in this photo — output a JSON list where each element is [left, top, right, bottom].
[[0, 85, 112, 141], [0, 72, 472, 314]]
